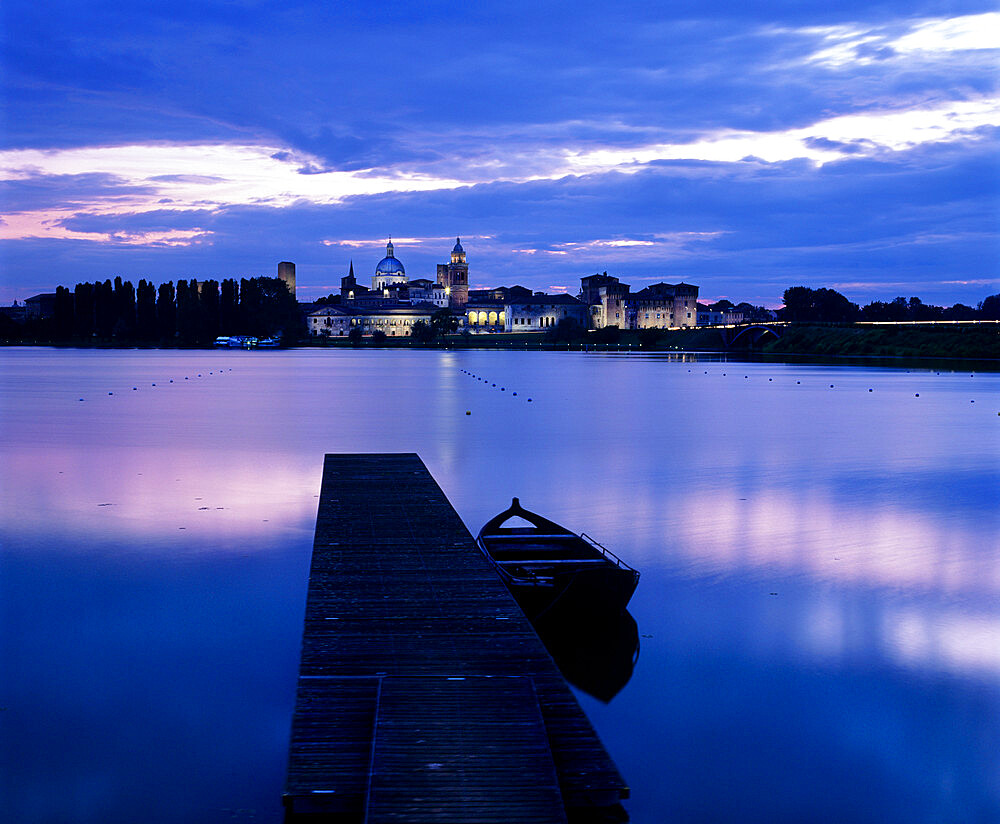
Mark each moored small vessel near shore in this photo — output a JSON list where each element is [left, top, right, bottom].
[[477, 497, 639, 622]]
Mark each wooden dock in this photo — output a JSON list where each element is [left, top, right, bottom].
[[284, 453, 629, 822]]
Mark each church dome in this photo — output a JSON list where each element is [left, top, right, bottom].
[[375, 240, 405, 276], [375, 256, 405, 276], [453, 237, 464, 254]]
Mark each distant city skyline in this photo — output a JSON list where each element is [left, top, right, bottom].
[[1, 2, 997, 308]]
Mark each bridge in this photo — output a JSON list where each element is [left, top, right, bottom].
[[284, 453, 629, 823], [716, 323, 784, 348]]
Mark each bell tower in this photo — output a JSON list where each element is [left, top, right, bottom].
[[443, 237, 468, 308]]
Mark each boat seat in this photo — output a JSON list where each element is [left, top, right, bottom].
[[497, 558, 609, 566]]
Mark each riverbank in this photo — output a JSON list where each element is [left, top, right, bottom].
[[3, 322, 997, 362]]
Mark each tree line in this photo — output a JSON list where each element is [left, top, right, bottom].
[[5, 276, 301, 345], [779, 287, 1000, 323]]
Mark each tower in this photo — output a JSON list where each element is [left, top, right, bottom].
[[277, 261, 296, 299], [373, 239, 407, 291], [439, 237, 468, 308]]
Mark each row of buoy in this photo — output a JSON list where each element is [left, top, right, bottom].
[[460, 369, 532, 402], [79, 367, 233, 401], [685, 368, 986, 404]]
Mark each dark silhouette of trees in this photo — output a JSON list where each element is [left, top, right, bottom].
[[53, 287, 74, 342], [113, 276, 137, 340], [238, 276, 300, 338], [175, 279, 200, 344], [410, 320, 435, 342], [780, 286, 859, 322], [157, 281, 176, 342], [546, 317, 584, 342], [430, 308, 458, 337], [94, 279, 115, 339], [199, 279, 220, 343], [980, 294, 1000, 320], [73, 282, 95, 339], [220, 278, 238, 332], [592, 325, 622, 343], [136, 280, 157, 341]]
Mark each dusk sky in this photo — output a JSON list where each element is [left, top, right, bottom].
[[1, 0, 998, 307]]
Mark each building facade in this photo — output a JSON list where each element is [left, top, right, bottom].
[[436, 238, 469, 309], [372, 240, 407, 292], [631, 282, 699, 329], [504, 294, 588, 332]]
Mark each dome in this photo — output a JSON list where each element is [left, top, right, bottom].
[[453, 237, 464, 254], [375, 239, 405, 276], [375, 256, 405, 276]]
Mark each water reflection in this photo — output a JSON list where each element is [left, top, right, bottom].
[[532, 610, 640, 703], [2, 349, 998, 824]]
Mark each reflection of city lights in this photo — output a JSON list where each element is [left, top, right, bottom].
[[885, 608, 1000, 675]]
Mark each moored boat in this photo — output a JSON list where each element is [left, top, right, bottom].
[[477, 497, 639, 622]]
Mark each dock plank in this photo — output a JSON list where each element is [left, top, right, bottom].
[[284, 454, 629, 822]]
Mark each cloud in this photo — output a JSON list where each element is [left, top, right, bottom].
[[0, 1, 996, 308]]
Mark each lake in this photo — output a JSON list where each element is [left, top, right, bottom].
[[1, 347, 998, 823]]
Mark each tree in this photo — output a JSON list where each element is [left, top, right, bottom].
[[176, 279, 200, 344], [113, 277, 136, 340], [636, 326, 661, 348], [410, 320, 435, 342], [157, 281, 176, 341], [430, 308, 459, 336], [73, 282, 95, 340], [592, 325, 622, 343], [220, 278, 238, 331], [136, 280, 157, 341], [546, 317, 584, 343], [780, 286, 858, 323], [94, 279, 115, 339], [199, 279, 220, 343], [980, 294, 1000, 320], [53, 286, 74, 341]]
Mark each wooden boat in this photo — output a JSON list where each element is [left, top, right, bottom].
[[477, 498, 639, 622]]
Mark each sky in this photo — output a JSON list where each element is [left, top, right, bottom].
[[1, 0, 998, 307]]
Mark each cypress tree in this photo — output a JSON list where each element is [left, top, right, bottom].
[[157, 281, 176, 342], [136, 279, 157, 341], [53, 286, 74, 341], [94, 279, 115, 339], [220, 278, 238, 334], [113, 277, 137, 340], [176, 279, 199, 344], [199, 279, 220, 343], [73, 282, 95, 340]]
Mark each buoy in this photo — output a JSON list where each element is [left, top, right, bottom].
[[527, 398, 533, 402], [512, 392, 517, 396], [152, 383, 156, 386], [501, 387, 505, 391], [79, 398, 84, 401], [132, 387, 137, 390], [169, 379, 173, 383], [108, 391, 113, 395], [915, 393, 920, 397], [466, 411, 471, 415], [869, 389, 873, 392], [797, 381, 801, 384]]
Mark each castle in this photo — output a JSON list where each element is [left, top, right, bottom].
[[305, 237, 699, 338]]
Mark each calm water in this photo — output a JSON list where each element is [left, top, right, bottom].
[[1, 348, 998, 823]]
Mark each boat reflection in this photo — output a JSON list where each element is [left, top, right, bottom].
[[531, 609, 641, 703]]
